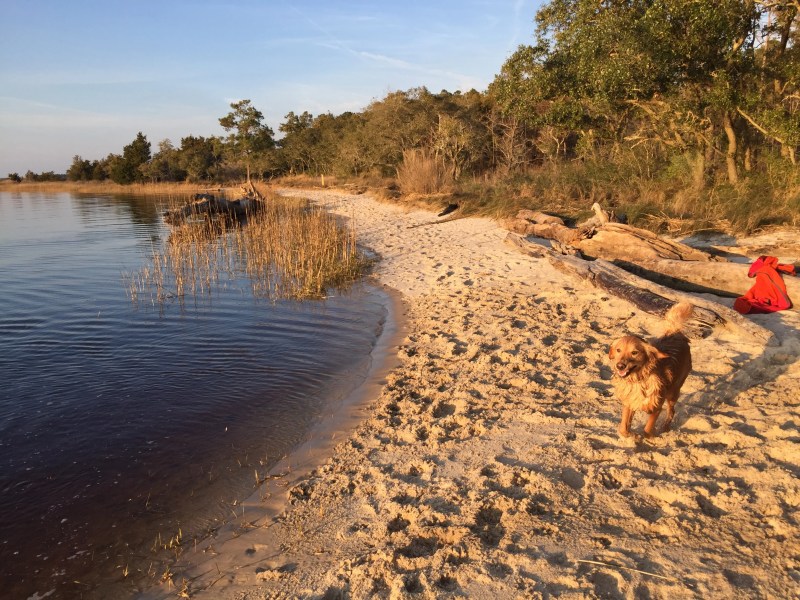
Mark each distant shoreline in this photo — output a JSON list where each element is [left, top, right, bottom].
[[0, 180, 219, 195]]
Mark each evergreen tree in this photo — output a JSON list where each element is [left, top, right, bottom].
[[110, 132, 151, 184], [219, 100, 274, 182]]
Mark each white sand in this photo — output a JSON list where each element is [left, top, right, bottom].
[[145, 189, 800, 599]]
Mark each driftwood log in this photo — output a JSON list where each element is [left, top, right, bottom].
[[506, 209, 713, 262], [163, 192, 263, 225], [614, 257, 800, 301], [504, 232, 551, 257], [516, 209, 565, 226], [505, 233, 777, 345], [577, 202, 612, 227], [505, 220, 594, 244], [575, 223, 716, 262]]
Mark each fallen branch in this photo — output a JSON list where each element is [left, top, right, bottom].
[[247, 180, 265, 202], [547, 252, 776, 345], [407, 211, 466, 229]]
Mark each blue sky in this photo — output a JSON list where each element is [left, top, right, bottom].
[[0, 0, 543, 175]]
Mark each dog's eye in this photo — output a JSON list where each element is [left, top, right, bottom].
[[631, 350, 638, 356]]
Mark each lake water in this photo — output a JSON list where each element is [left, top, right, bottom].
[[0, 192, 389, 599]]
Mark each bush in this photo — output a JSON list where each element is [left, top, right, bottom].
[[396, 150, 449, 195]]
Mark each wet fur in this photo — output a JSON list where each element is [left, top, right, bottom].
[[608, 302, 693, 438]]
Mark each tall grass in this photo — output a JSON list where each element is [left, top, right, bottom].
[[396, 149, 449, 195], [237, 197, 365, 299], [124, 192, 368, 307]]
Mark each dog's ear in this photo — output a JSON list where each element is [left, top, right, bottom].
[[608, 342, 617, 359]]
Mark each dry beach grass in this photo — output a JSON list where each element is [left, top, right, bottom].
[[124, 192, 365, 306], [146, 188, 800, 600]]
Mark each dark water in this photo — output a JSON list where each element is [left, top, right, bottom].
[[0, 192, 388, 599]]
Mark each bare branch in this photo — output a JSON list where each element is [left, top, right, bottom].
[[736, 106, 789, 145]]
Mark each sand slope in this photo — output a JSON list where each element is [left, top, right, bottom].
[[153, 189, 800, 600]]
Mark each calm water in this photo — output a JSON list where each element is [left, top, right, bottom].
[[0, 192, 388, 599]]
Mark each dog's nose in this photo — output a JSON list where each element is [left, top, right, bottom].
[[616, 362, 627, 370]]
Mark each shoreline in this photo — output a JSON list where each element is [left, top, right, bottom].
[[145, 189, 800, 599]]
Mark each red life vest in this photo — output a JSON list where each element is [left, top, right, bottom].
[[733, 255, 796, 314]]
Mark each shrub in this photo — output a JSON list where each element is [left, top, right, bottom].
[[396, 149, 449, 195]]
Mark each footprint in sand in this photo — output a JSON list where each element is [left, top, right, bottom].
[[541, 334, 558, 347], [473, 504, 505, 546], [435, 573, 459, 591], [395, 535, 440, 563], [387, 514, 411, 533], [561, 467, 585, 490], [432, 402, 456, 418], [588, 569, 625, 597]]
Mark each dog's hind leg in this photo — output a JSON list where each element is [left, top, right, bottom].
[[660, 400, 677, 433], [619, 406, 635, 437]]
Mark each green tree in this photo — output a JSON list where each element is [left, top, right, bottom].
[[279, 110, 314, 136], [67, 155, 93, 181], [433, 113, 479, 180], [140, 139, 186, 182], [91, 159, 108, 181], [219, 99, 274, 182], [277, 111, 317, 174], [360, 88, 440, 174], [491, 0, 795, 182], [110, 132, 151, 184], [737, 0, 799, 166], [178, 135, 222, 182], [329, 112, 371, 176]]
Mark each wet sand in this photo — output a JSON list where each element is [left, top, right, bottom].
[[145, 188, 800, 599]]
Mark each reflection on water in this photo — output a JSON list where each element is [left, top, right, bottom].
[[0, 192, 386, 599]]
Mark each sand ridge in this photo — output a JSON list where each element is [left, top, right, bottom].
[[150, 189, 800, 599]]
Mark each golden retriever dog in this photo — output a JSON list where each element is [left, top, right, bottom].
[[608, 302, 693, 438]]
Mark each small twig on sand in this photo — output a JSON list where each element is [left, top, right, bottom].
[[407, 212, 466, 229], [577, 559, 677, 582]]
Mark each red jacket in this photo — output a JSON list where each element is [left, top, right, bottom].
[[734, 255, 796, 314]]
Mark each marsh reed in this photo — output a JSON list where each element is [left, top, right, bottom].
[[124, 192, 367, 307]]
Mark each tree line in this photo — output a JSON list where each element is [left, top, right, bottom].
[[12, 1, 799, 200]]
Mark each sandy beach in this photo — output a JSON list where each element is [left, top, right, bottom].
[[149, 188, 800, 599]]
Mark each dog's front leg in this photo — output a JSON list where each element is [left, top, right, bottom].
[[643, 410, 661, 438], [619, 406, 634, 437]]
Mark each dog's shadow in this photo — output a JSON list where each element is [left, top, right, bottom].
[[672, 327, 799, 434]]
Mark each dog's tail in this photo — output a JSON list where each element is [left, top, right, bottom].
[[663, 301, 693, 335]]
